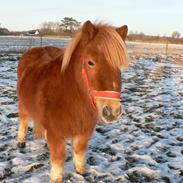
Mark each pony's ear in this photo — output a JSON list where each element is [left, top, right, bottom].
[[116, 25, 128, 41], [82, 20, 97, 45]]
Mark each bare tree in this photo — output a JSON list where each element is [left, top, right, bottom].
[[172, 31, 181, 38], [129, 30, 134, 35], [40, 21, 61, 35]]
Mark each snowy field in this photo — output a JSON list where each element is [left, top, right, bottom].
[[0, 37, 183, 183]]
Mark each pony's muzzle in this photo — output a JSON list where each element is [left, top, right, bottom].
[[102, 104, 122, 123]]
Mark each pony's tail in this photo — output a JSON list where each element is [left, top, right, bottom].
[[33, 123, 46, 140]]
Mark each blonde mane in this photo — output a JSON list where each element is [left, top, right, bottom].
[[61, 23, 128, 72], [61, 30, 82, 71]]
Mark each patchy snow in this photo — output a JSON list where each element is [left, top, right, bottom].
[[0, 40, 183, 182]]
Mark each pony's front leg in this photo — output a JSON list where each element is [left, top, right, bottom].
[[73, 133, 92, 174], [47, 133, 66, 183]]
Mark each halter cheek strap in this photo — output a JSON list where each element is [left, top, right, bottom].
[[82, 67, 96, 109], [82, 61, 121, 110]]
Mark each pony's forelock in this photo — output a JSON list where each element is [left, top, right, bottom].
[[97, 25, 128, 69]]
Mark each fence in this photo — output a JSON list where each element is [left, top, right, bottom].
[[0, 36, 69, 54]]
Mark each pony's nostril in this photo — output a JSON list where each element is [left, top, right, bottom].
[[102, 105, 112, 117]]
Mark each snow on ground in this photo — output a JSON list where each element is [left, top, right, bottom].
[[0, 39, 183, 183]]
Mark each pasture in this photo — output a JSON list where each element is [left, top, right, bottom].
[[0, 36, 183, 182]]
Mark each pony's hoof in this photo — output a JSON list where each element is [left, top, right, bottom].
[[76, 171, 87, 176], [17, 142, 26, 148], [76, 166, 86, 175], [51, 178, 63, 183]]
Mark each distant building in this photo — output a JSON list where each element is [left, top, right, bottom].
[[25, 30, 40, 36]]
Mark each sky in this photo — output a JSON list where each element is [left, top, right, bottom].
[[0, 0, 183, 36]]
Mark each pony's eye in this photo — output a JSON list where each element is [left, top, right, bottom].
[[88, 60, 95, 67]]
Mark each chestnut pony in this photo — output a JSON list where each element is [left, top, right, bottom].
[[17, 21, 128, 182]]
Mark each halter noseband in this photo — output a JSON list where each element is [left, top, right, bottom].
[[82, 59, 121, 110]]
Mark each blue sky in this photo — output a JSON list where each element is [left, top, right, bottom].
[[0, 0, 183, 36]]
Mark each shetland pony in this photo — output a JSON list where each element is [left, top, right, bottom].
[[17, 21, 128, 182]]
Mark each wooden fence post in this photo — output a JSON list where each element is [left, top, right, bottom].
[[165, 41, 168, 57]]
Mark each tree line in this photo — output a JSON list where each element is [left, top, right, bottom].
[[39, 17, 81, 36], [127, 31, 183, 44], [39, 18, 183, 44], [0, 17, 81, 36], [0, 17, 183, 44]]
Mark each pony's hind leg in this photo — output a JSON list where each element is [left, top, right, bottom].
[[17, 105, 29, 148], [73, 133, 92, 175]]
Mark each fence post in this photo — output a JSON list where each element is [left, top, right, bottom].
[[29, 36, 32, 49], [40, 35, 43, 47], [165, 41, 168, 57]]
